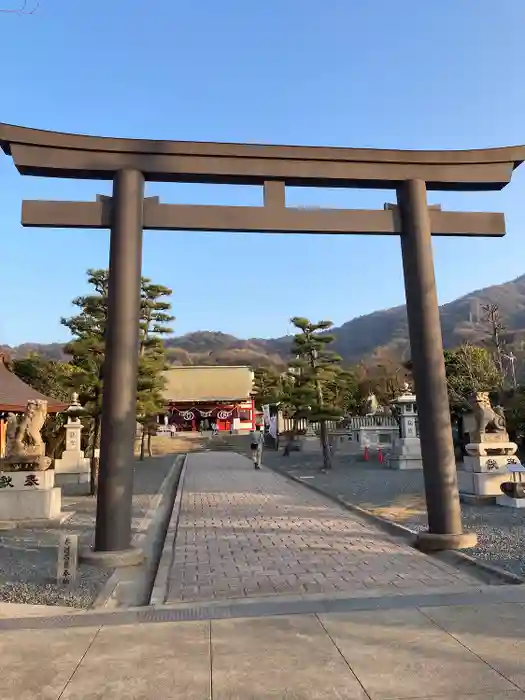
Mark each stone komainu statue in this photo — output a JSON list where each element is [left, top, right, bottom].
[[364, 393, 380, 415], [470, 391, 506, 436], [5, 399, 48, 460]]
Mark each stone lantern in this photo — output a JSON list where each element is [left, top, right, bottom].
[[54, 392, 90, 493], [388, 383, 423, 470]]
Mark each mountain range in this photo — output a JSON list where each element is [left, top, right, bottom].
[[4, 273, 525, 369]]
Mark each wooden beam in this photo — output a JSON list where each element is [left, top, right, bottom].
[[11, 144, 514, 190], [21, 198, 506, 237], [22, 199, 110, 229], [263, 181, 285, 207]]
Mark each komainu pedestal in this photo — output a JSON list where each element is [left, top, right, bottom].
[[0, 400, 63, 524], [457, 392, 517, 502]]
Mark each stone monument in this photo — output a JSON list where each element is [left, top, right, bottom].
[[457, 392, 518, 502], [0, 399, 63, 523], [54, 393, 90, 494], [388, 383, 423, 470]]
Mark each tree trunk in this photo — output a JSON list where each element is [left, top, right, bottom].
[[90, 414, 101, 496], [319, 419, 332, 470], [316, 379, 332, 470], [139, 425, 146, 461], [46, 429, 66, 462]]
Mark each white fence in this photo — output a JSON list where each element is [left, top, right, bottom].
[[280, 415, 398, 433]]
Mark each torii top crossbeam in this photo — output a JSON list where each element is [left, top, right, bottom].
[[1, 122, 524, 190], [1, 123, 523, 238]]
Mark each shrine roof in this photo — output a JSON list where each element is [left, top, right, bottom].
[[0, 355, 67, 413], [162, 366, 254, 404]]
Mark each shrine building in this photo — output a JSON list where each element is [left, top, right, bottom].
[[161, 365, 255, 433]]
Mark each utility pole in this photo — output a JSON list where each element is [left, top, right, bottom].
[[482, 303, 505, 379], [503, 352, 517, 389]]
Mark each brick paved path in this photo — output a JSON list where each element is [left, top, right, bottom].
[[166, 452, 484, 602]]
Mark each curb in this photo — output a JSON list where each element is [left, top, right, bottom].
[[150, 453, 189, 605], [265, 462, 525, 587], [93, 455, 184, 609]]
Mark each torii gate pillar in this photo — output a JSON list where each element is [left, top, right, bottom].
[[398, 180, 474, 550]]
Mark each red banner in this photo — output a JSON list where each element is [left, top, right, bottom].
[[169, 405, 238, 422]]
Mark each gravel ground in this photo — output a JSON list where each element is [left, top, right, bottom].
[[0, 453, 178, 609], [263, 450, 525, 579]]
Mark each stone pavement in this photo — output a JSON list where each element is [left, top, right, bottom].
[[3, 598, 525, 698], [264, 449, 525, 579], [165, 452, 486, 603]]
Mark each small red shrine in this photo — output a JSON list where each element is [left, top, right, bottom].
[[161, 365, 255, 433]]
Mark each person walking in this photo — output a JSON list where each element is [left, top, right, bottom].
[[250, 425, 264, 470]]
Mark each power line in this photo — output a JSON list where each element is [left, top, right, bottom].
[[0, 1, 40, 14]]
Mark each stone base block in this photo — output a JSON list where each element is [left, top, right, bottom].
[[463, 454, 518, 473], [497, 494, 525, 509], [55, 471, 89, 485], [80, 546, 144, 568], [416, 530, 477, 552], [0, 512, 73, 529], [0, 487, 61, 521], [55, 471, 90, 495], [0, 455, 51, 472], [54, 456, 90, 474], [473, 432, 511, 443], [460, 493, 496, 505], [457, 470, 510, 497], [0, 470, 55, 490], [395, 437, 421, 449], [389, 456, 423, 470], [465, 441, 517, 457]]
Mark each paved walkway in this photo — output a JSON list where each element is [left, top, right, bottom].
[[166, 452, 484, 603], [4, 598, 525, 698]]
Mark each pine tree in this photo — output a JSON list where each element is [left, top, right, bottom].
[[288, 317, 342, 470], [137, 279, 174, 460], [61, 269, 108, 494], [61, 269, 174, 491], [252, 367, 286, 408], [322, 366, 360, 415], [444, 343, 501, 418]]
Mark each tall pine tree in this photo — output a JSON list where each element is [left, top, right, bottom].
[[62, 269, 174, 492], [288, 317, 342, 470], [137, 279, 174, 460], [61, 269, 108, 493]]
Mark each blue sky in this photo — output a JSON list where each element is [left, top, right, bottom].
[[2, 0, 525, 345]]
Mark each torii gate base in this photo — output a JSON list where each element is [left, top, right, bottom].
[[2, 125, 522, 559]]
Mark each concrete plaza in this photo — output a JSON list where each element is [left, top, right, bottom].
[[3, 593, 525, 698]]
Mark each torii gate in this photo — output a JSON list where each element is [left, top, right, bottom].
[[1, 122, 523, 563]]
